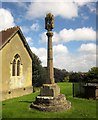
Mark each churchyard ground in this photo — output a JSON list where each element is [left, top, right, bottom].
[[2, 82, 97, 118]]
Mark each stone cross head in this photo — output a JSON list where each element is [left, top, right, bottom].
[[45, 13, 54, 31]]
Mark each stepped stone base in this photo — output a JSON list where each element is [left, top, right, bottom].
[[31, 83, 71, 112], [30, 94, 71, 112]]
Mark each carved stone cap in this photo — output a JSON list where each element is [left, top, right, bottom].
[[46, 31, 53, 37], [45, 13, 54, 31]]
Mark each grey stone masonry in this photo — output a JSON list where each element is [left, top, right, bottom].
[[40, 83, 60, 97]]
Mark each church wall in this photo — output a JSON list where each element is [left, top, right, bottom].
[[1, 33, 33, 101], [0, 50, 2, 101]]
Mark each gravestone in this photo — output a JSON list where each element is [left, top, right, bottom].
[[31, 13, 71, 112]]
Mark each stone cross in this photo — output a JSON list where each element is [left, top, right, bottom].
[[45, 13, 54, 84], [31, 13, 71, 112]]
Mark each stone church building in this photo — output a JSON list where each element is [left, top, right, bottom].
[[0, 26, 33, 101]]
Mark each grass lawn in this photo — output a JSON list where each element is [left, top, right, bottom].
[[2, 82, 97, 118]]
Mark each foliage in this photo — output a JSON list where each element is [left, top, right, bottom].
[[69, 67, 98, 83], [32, 53, 47, 87], [54, 68, 69, 82], [86, 67, 98, 83], [44, 67, 69, 83], [63, 76, 70, 82], [2, 83, 96, 118], [69, 72, 84, 82]]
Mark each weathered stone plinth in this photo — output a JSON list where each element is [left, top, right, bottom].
[[31, 94, 71, 112], [40, 83, 60, 97]]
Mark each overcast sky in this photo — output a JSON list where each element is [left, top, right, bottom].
[[0, 0, 97, 72]]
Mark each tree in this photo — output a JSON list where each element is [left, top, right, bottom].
[[68, 67, 98, 83], [32, 53, 47, 87], [86, 67, 98, 83], [63, 76, 69, 82], [69, 72, 84, 82], [54, 68, 68, 82]]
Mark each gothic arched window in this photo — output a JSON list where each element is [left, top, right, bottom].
[[17, 60, 20, 76], [11, 54, 22, 77], [12, 59, 16, 76]]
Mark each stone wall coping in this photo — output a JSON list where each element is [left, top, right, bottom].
[[37, 96, 54, 99], [43, 83, 57, 86]]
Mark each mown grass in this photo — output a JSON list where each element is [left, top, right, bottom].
[[2, 82, 97, 118]]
